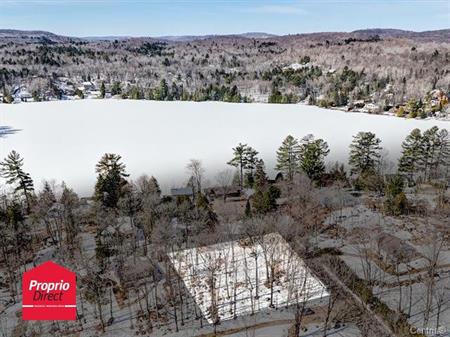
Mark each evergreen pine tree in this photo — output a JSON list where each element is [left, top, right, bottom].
[[244, 147, 259, 187], [349, 132, 382, 175], [244, 199, 252, 218], [252, 189, 267, 214], [384, 175, 408, 215], [276, 135, 300, 182], [299, 134, 330, 182], [149, 176, 161, 197], [254, 159, 268, 189], [421, 126, 439, 180], [251, 160, 279, 214], [0, 150, 34, 211], [423, 127, 450, 180], [195, 192, 209, 210], [4, 200, 30, 262], [100, 81, 106, 98], [94, 153, 129, 208], [227, 143, 259, 189], [171, 82, 179, 100], [39, 181, 57, 207], [398, 128, 423, 182], [252, 160, 268, 214], [435, 128, 450, 179], [60, 182, 79, 246], [156, 79, 169, 100], [111, 82, 121, 96]]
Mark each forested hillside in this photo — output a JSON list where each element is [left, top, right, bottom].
[[1, 29, 449, 118]]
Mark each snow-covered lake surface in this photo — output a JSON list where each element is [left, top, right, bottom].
[[0, 100, 448, 196]]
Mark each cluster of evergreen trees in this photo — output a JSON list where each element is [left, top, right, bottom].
[[112, 80, 247, 103], [250, 161, 280, 215], [346, 127, 450, 214], [228, 127, 449, 216], [227, 143, 259, 188], [268, 86, 298, 104], [1, 125, 448, 219], [346, 128, 449, 186], [190, 84, 246, 103], [267, 59, 449, 119], [398, 127, 450, 182], [276, 134, 329, 182], [267, 64, 363, 107], [227, 144, 280, 215]]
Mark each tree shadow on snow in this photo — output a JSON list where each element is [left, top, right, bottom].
[[0, 126, 20, 138]]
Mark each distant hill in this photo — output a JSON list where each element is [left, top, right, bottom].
[[0, 27, 448, 114], [82, 36, 132, 42], [351, 28, 450, 41], [155, 32, 278, 42], [236, 32, 278, 39], [0, 29, 80, 42], [0, 30, 278, 43], [0, 29, 58, 38], [1, 28, 448, 43]]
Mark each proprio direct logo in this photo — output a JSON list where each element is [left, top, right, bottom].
[[22, 261, 76, 320]]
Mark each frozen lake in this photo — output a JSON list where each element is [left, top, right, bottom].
[[0, 100, 448, 196]]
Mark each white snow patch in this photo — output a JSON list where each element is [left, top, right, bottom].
[[168, 233, 329, 324]]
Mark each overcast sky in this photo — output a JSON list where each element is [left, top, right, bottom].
[[0, 0, 449, 37]]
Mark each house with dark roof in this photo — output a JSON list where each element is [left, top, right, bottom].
[[377, 233, 419, 264], [171, 187, 194, 197]]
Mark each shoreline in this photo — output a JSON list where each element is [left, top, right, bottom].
[[1, 100, 449, 198], [1, 98, 449, 123]]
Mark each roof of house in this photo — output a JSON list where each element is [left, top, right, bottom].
[[171, 187, 194, 196], [377, 233, 418, 262], [204, 186, 241, 195], [114, 256, 160, 286]]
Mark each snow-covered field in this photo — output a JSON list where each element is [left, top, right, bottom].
[[0, 100, 448, 196], [168, 233, 329, 324]]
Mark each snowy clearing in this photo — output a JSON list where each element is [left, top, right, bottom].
[[168, 233, 329, 324], [0, 100, 448, 195]]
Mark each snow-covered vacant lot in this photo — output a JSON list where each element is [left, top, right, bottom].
[[168, 233, 329, 324], [0, 100, 448, 195]]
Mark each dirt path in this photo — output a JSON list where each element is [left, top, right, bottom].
[[196, 305, 330, 337], [319, 264, 395, 337], [196, 319, 293, 337]]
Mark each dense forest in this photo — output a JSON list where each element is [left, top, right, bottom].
[[1, 29, 449, 118]]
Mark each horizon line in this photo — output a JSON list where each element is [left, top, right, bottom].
[[1, 27, 449, 39]]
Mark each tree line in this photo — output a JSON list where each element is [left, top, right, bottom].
[[0, 126, 448, 336], [1, 126, 448, 218]]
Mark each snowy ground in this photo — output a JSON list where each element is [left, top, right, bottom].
[[0, 100, 449, 196], [168, 233, 329, 324], [321, 193, 450, 335], [224, 322, 361, 337], [0, 232, 334, 337]]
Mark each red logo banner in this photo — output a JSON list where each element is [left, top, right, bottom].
[[22, 261, 76, 320]]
